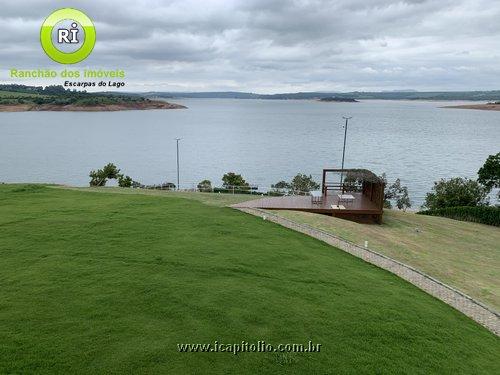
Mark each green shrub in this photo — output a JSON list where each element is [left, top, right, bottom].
[[417, 206, 500, 226], [423, 177, 487, 210], [197, 179, 212, 192]]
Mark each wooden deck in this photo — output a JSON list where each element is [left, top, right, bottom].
[[234, 191, 383, 223]]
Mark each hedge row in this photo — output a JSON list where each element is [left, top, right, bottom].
[[417, 206, 500, 227]]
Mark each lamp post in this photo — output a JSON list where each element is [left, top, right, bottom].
[[339, 116, 352, 194], [175, 138, 181, 190]]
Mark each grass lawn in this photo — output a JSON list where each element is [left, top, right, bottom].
[[0, 184, 498, 374], [57, 186, 256, 207], [273, 209, 500, 311]]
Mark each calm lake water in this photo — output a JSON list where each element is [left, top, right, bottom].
[[1, 99, 499, 206]]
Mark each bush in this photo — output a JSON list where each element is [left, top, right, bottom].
[[417, 206, 500, 227], [159, 182, 176, 190], [197, 179, 212, 192], [423, 177, 487, 210]]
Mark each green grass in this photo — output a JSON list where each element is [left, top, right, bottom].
[[0, 184, 498, 374], [272, 209, 500, 310], [57, 186, 257, 207]]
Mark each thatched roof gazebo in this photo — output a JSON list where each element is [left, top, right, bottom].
[[234, 167, 385, 224]]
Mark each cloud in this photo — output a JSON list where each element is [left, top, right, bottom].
[[1, 0, 500, 92]]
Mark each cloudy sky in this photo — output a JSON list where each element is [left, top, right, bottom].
[[1, 0, 500, 93]]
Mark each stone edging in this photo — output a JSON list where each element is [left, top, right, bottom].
[[234, 206, 500, 336]]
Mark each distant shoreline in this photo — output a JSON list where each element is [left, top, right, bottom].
[[0, 100, 186, 112], [318, 97, 358, 103], [442, 103, 500, 111], [140, 90, 500, 101]]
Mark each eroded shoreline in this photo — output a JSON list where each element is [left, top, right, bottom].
[[442, 104, 500, 111], [0, 100, 186, 112]]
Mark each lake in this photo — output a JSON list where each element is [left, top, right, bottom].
[[1, 99, 499, 206]]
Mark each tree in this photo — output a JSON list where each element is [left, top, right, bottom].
[[197, 179, 212, 192], [271, 180, 291, 194], [160, 182, 176, 190], [118, 175, 133, 188], [478, 152, 500, 192], [380, 173, 393, 208], [396, 186, 411, 211], [380, 174, 411, 210], [102, 163, 120, 179], [423, 177, 487, 210], [89, 163, 121, 187], [89, 169, 107, 186], [222, 172, 249, 190], [343, 174, 362, 191], [131, 180, 144, 188], [290, 174, 320, 194]]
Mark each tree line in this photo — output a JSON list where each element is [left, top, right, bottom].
[[0, 84, 145, 106], [88, 151, 499, 221]]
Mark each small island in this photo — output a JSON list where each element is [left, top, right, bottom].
[[318, 96, 358, 103], [0, 84, 186, 112], [442, 101, 500, 111]]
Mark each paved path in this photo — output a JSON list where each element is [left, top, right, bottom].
[[234, 206, 500, 336]]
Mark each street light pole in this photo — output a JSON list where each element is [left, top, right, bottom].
[[175, 138, 181, 190], [339, 116, 352, 194]]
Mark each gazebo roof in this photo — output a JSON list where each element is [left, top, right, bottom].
[[322, 168, 383, 184]]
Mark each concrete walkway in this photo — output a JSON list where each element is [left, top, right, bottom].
[[234, 206, 500, 336]]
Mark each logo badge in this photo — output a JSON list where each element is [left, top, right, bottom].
[[40, 8, 96, 64]]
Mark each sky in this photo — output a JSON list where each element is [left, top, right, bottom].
[[1, 0, 500, 93]]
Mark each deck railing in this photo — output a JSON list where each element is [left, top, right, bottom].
[[131, 183, 320, 197], [323, 182, 362, 193]]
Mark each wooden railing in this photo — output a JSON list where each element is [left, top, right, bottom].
[[323, 183, 362, 194]]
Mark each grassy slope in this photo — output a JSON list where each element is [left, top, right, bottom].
[[273, 209, 500, 310], [57, 186, 256, 207], [0, 185, 498, 374]]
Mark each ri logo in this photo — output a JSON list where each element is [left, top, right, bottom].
[[40, 8, 96, 64], [58, 23, 80, 44]]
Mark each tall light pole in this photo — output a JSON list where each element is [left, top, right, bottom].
[[175, 138, 181, 190], [339, 116, 352, 194]]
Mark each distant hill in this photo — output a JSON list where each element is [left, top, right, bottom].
[[144, 91, 261, 99], [0, 84, 185, 112], [4, 84, 499, 103], [143, 90, 500, 101]]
